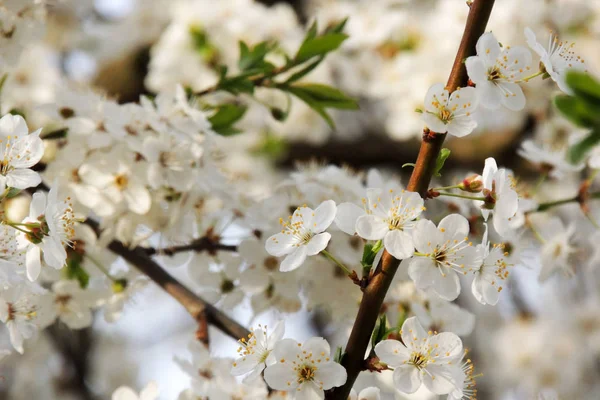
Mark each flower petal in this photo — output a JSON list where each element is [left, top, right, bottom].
[[383, 229, 414, 259], [356, 215, 388, 240]]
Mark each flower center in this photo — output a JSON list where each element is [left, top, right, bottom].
[[115, 174, 129, 190], [409, 351, 430, 370], [439, 107, 453, 123], [297, 365, 316, 383]]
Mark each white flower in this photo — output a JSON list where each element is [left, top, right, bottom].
[[403, 214, 480, 301], [48, 280, 95, 329], [19, 185, 76, 281], [266, 200, 336, 272], [374, 317, 464, 395], [349, 387, 380, 400], [411, 298, 476, 336], [525, 27, 586, 94], [264, 337, 347, 399], [0, 285, 42, 354], [517, 140, 583, 179], [112, 381, 159, 400], [472, 224, 510, 305], [421, 83, 478, 137], [232, 321, 285, 383], [447, 355, 478, 400], [479, 157, 519, 238], [466, 32, 532, 111], [0, 114, 44, 190], [78, 148, 151, 216], [354, 188, 424, 259], [537, 217, 577, 282]]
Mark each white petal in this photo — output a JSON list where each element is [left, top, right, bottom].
[[476, 80, 502, 110], [383, 230, 414, 259], [232, 354, 260, 376], [439, 214, 470, 237], [432, 267, 461, 301], [25, 246, 41, 281], [280, 246, 308, 272], [305, 232, 331, 256], [315, 362, 347, 390], [499, 82, 526, 111], [6, 169, 41, 190], [422, 364, 464, 395], [476, 32, 501, 63], [303, 337, 330, 357], [334, 203, 364, 235], [0, 114, 28, 137], [422, 112, 448, 134], [412, 219, 441, 253], [264, 363, 297, 391], [423, 83, 448, 114], [465, 56, 487, 84], [124, 183, 151, 215], [393, 364, 422, 394], [374, 339, 410, 366], [296, 383, 323, 400], [356, 215, 388, 240], [266, 232, 296, 257], [447, 117, 477, 138], [400, 317, 428, 347], [313, 200, 337, 232]]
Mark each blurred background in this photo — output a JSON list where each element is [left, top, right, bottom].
[[1, 0, 600, 399]]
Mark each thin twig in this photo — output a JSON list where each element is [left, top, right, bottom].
[[326, 1, 497, 398]]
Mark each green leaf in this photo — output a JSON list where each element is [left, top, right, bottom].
[[325, 18, 348, 34], [434, 148, 451, 177], [334, 346, 344, 364], [555, 94, 600, 128], [294, 33, 348, 64], [565, 71, 600, 107], [568, 128, 600, 164], [287, 83, 359, 110], [64, 254, 90, 289], [5, 187, 22, 199], [284, 57, 325, 84], [361, 240, 383, 272], [238, 41, 276, 72], [371, 314, 388, 348], [208, 104, 248, 136]]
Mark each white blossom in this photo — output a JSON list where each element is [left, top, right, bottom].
[[0, 114, 44, 191], [466, 32, 532, 111], [354, 188, 424, 260], [264, 337, 347, 399], [266, 200, 336, 272], [374, 317, 464, 395], [421, 83, 478, 137], [403, 214, 480, 301], [525, 27, 586, 94], [232, 321, 285, 383]]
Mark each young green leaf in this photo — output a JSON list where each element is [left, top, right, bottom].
[[294, 33, 348, 64], [64, 253, 90, 289], [565, 71, 600, 107], [371, 314, 389, 348], [433, 148, 451, 177], [568, 128, 600, 164], [208, 103, 248, 136], [555, 94, 600, 128]]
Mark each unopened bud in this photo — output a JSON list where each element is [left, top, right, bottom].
[[459, 175, 483, 193]]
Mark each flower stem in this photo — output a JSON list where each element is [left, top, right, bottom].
[[436, 192, 486, 201], [517, 70, 544, 83], [321, 250, 353, 276], [85, 254, 117, 282], [430, 184, 463, 191]]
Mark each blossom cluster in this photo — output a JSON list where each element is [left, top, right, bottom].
[[0, 1, 600, 400]]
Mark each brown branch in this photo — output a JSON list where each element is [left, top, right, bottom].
[[326, 1, 496, 398], [107, 239, 250, 341], [142, 236, 237, 257], [84, 219, 250, 341]]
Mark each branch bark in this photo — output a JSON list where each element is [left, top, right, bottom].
[[326, 1, 496, 398], [106, 239, 250, 341]]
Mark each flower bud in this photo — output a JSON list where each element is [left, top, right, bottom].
[[459, 174, 483, 193]]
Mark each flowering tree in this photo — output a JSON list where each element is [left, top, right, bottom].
[[1, 0, 599, 399]]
